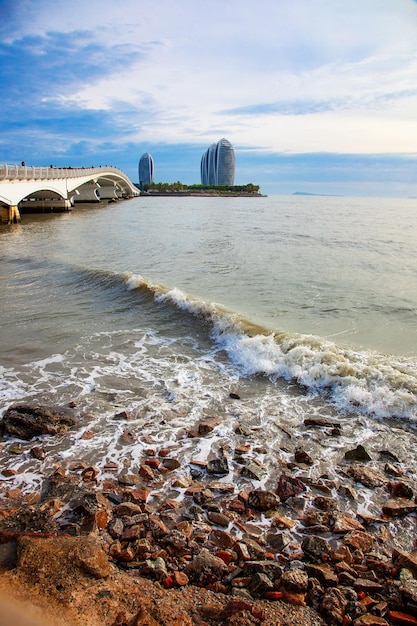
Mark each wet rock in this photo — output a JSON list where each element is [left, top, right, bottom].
[[276, 474, 306, 500], [206, 458, 229, 475], [113, 410, 132, 420], [209, 528, 236, 549], [247, 489, 280, 511], [347, 464, 387, 488], [1, 403, 76, 440], [302, 535, 332, 561], [313, 495, 338, 512], [240, 461, 267, 481], [344, 445, 372, 462], [198, 417, 221, 435], [184, 548, 228, 585], [240, 538, 266, 561], [295, 448, 314, 466], [388, 481, 414, 499], [333, 515, 365, 534], [30, 445, 46, 460], [113, 502, 143, 517], [382, 498, 417, 517], [207, 511, 230, 527], [344, 530, 375, 553], [162, 458, 181, 471], [265, 531, 291, 552]]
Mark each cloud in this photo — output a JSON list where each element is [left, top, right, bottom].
[[1, 0, 417, 195]]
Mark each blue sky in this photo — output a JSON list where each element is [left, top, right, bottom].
[[1, 0, 417, 196]]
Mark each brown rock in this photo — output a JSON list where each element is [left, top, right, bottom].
[[183, 548, 228, 585], [344, 530, 375, 552], [280, 568, 309, 593], [247, 489, 280, 511], [382, 498, 417, 517], [277, 474, 306, 500], [347, 464, 387, 488], [333, 515, 365, 534], [198, 417, 221, 435], [320, 586, 348, 624], [207, 511, 230, 527], [305, 563, 338, 587], [295, 448, 314, 466], [1, 403, 76, 440]]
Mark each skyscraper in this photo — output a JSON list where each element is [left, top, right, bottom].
[[200, 139, 235, 186], [138, 153, 155, 185]]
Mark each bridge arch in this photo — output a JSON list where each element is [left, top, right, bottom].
[[0, 164, 139, 221]]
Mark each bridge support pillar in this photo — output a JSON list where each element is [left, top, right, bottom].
[[8, 205, 21, 224]]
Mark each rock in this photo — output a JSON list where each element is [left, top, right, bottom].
[[344, 445, 372, 462], [393, 549, 417, 575], [344, 531, 375, 553], [241, 561, 283, 582], [247, 489, 280, 511], [240, 461, 267, 481], [295, 448, 314, 465], [1, 403, 76, 440], [162, 458, 181, 471], [113, 502, 143, 517], [347, 464, 387, 488], [382, 498, 417, 517], [388, 482, 414, 499], [333, 515, 365, 534], [72, 536, 111, 579], [17, 535, 110, 586], [301, 535, 331, 561], [320, 586, 348, 624], [398, 568, 417, 604], [209, 529, 236, 549], [280, 568, 309, 593], [198, 417, 221, 435], [184, 548, 228, 585], [207, 511, 230, 527], [250, 572, 274, 596], [305, 563, 339, 587], [353, 578, 385, 594], [113, 410, 132, 420], [276, 474, 306, 500], [206, 458, 229, 475], [353, 616, 389, 625], [265, 532, 291, 552]]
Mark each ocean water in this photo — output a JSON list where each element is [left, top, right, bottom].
[[1, 194, 417, 521]]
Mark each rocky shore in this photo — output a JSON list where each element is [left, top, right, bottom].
[[1, 403, 417, 625]]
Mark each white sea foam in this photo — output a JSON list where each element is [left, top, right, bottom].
[[124, 275, 417, 420]]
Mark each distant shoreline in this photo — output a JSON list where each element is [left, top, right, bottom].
[[139, 191, 267, 197]]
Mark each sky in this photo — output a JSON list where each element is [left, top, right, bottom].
[[1, 0, 417, 196]]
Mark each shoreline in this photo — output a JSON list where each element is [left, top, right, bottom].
[[1, 403, 417, 624], [139, 191, 267, 197]]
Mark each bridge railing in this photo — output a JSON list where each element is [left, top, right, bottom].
[[0, 164, 131, 182]]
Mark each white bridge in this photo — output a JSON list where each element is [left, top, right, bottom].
[[0, 164, 140, 223]]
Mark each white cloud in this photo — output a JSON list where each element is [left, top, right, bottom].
[[2, 0, 417, 162]]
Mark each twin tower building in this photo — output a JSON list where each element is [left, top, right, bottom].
[[138, 138, 235, 186]]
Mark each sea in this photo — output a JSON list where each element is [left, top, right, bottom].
[[1, 194, 417, 533]]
